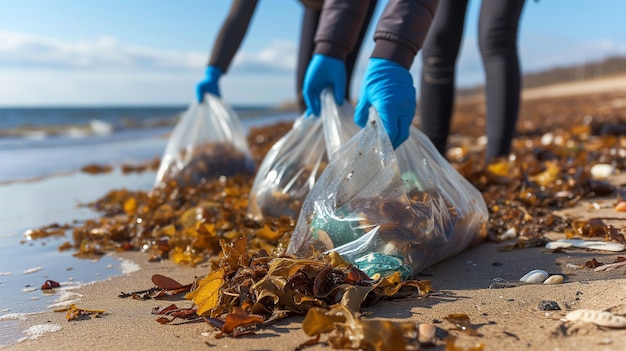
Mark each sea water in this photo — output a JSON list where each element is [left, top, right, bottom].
[[0, 105, 298, 346]]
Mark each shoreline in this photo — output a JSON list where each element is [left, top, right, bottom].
[[3, 173, 626, 350]]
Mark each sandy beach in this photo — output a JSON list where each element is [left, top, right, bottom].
[[3, 77, 626, 351]]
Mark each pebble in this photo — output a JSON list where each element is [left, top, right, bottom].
[[543, 275, 564, 284], [565, 309, 626, 328], [616, 201, 626, 212], [590, 163, 615, 179], [538, 300, 561, 311], [520, 269, 549, 283], [418, 323, 437, 344]]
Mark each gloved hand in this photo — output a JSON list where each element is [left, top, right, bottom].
[[303, 54, 346, 116], [355, 58, 416, 149], [195, 65, 223, 102]]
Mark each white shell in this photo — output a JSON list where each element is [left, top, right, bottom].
[[418, 323, 437, 344], [519, 269, 549, 283], [559, 239, 625, 252], [500, 227, 517, 240], [545, 241, 573, 250], [590, 164, 615, 179], [543, 275, 564, 284], [565, 309, 626, 328]]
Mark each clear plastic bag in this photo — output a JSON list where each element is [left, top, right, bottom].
[[154, 94, 255, 186], [247, 89, 359, 220], [287, 109, 488, 279]]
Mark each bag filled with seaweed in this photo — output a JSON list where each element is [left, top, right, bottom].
[[287, 108, 488, 279], [154, 93, 255, 186], [248, 89, 359, 220]]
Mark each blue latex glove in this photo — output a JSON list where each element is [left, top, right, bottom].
[[303, 54, 346, 116], [195, 65, 223, 102], [355, 58, 416, 149]]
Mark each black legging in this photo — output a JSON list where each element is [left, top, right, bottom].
[[296, 1, 378, 113], [420, 0, 526, 161]]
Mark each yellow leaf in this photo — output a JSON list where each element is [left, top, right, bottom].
[[185, 268, 225, 316], [123, 197, 137, 216], [529, 160, 560, 187], [327, 251, 349, 268], [486, 160, 509, 177], [302, 307, 346, 336], [256, 224, 283, 241]]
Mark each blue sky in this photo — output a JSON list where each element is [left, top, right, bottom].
[[2, 0, 626, 107]]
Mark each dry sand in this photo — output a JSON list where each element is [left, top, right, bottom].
[[5, 79, 626, 351]]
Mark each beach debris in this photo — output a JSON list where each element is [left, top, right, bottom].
[[152, 304, 202, 325], [418, 323, 438, 345], [565, 309, 626, 328], [444, 337, 485, 351], [500, 227, 517, 240], [519, 269, 549, 283], [444, 313, 482, 336], [616, 201, 626, 212], [545, 241, 573, 250], [53, 304, 106, 321], [584, 258, 603, 268], [594, 261, 626, 272], [23, 224, 69, 240], [80, 163, 113, 174], [545, 239, 624, 252], [566, 263, 582, 269], [185, 239, 430, 318], [542, 275, 564, 284], [538, 300, 561, 311], [590, 163, 615, 179], [205, 306, 265, 338], [566, 219, 625, 244], [118, 274, 192, 299], [488, 281, 520, 289], [41, 279, 61, 290], [496, 236, 550, 251], [301, 304, 414, 351]]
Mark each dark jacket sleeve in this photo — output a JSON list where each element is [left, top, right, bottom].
[[313, 0, 371, 61], [372, 0, 438, 69], [208, 0, 259, 73], [314, 0, 438, 70]]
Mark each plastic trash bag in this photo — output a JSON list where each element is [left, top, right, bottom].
[[247, 89, 360, 220], [154, 94, 255, 186], [287, 109, 488, 279]]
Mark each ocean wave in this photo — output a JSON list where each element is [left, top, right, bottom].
[[0, 118, 178, 140]]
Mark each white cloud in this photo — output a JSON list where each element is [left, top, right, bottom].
[[0, 31, 298, 106], [0, 31, 206, 70], [0, 31, 297, 74], [3, 29, 626, 107]]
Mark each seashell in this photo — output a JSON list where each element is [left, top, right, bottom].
[[557, 239, 624, 252], [594, 261, 626, 272], [590, 164, 615, 179], [519, 269, 549, 283], [545, 241, 573, 250], [616, 201, 626, 212], [543, 275, 564, 284], [565, 309, 626, 328], [418, 323, 437, 344], [500, 227, 517, 240]]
